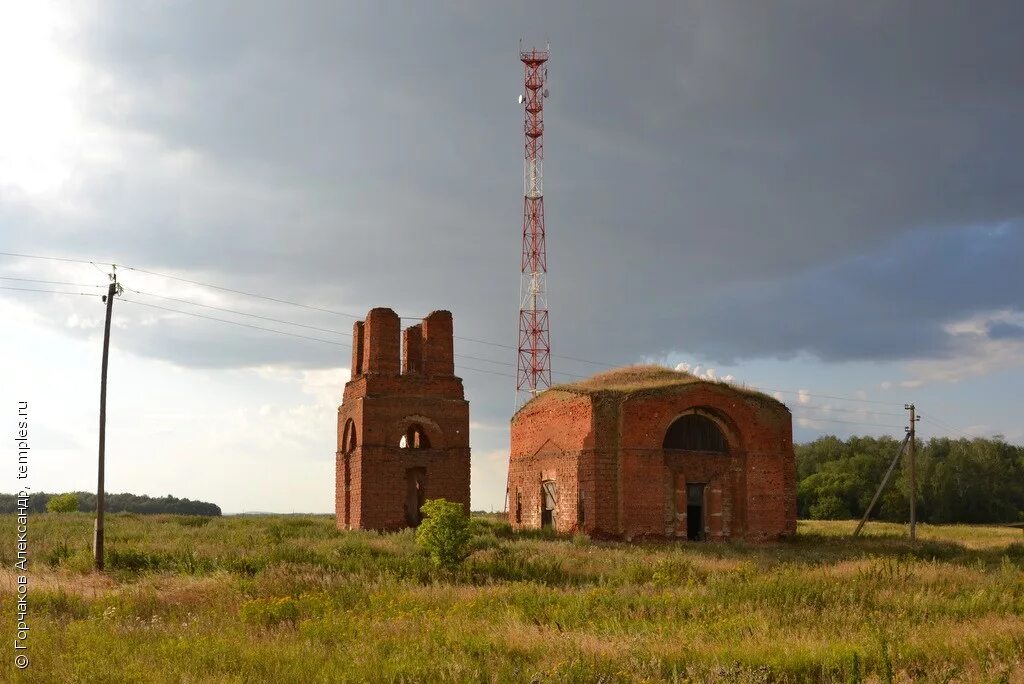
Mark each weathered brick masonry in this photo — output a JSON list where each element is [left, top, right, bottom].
[[507, 365, 796, 541], [336, 307, 470, 531]]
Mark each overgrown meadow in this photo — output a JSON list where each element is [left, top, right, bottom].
[[1, 513, 1022, 683]]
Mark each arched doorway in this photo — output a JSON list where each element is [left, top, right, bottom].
[[663, 412, 730, 541], [341, 420, 357, 527]]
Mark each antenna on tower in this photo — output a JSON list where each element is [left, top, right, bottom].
[[515, 43, 552, 408]]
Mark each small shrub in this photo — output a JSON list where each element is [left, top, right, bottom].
[[571, 533, 591, 547], [47, 493, 79, 513], [44, 540, 73, 567], [416, 499, 471, 569], [108, 548, 168, 572]]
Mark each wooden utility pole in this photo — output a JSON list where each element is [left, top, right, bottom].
[[905, 403, 919, 541], [95, 269, 120, 571], [853, 433, 910, 538]]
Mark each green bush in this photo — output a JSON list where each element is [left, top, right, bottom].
[[415, 498, 471, 569], [46, 493, 79, 513], [810, 494, 850, 520]]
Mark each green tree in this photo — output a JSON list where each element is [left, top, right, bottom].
[[809, 494, 849, 520], [416, 498, 472, 569], [796, 435, 1024, 525], [46, 493, 79, 513]]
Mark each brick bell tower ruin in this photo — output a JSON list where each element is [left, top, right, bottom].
[[336, 307, 471, 531]]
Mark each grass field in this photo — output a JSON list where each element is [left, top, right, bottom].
[[1, 513, 1021, 683]]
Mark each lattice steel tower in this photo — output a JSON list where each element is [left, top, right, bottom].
[[516, 44, 552, 407]]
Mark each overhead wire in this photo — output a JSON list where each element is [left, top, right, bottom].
[[0, 285, 102, 297], [0, 273, 982, 435], [121, 298, 351, 347], [120, 298, 517, 380], [0, 276, 106, 288], [920, 414, 977, 440], [793, 403, 907, 419], [125, 286, 583, 376], [789, 413, 907, 430], [120, 262, 609, 371], [750, 386, 904, 407], [0, 251, 112, 266], [120, 264, 363, 319], [0, 252, 923, 407], [125, 287, 353, 337]]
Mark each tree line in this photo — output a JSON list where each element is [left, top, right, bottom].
[[797, 435, 1024, 524], [0, 492, 221, 516]]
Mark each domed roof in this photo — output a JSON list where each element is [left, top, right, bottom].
[[521, 364, 785, 409]]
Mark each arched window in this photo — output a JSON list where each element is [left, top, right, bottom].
[[399, 423, 431, 449], [342, 419, 357, 454], [663, 413, 727, 452]]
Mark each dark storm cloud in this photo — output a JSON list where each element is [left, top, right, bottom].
[[654, 222, 1024, 364], [988, 321, 1024, 341], [3, 1, 1024, 389]]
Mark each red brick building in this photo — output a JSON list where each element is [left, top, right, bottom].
[[507, 366, 796, 541], [336, 307, 470, 531]]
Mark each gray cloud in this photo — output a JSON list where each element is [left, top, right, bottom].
[[3, 0, 1024, 419], [988, 320, 1024, 341]]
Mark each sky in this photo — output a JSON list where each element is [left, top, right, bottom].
[[1, 2, 1022, 513]]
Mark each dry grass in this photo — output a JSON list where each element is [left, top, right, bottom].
[[1, 513, 1021, 683], [544, 364, 781, 405]]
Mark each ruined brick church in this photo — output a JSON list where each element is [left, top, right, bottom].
[[506, 365, 796, 541], [335, 307, 470, 531], [333, 311, 795, 541]]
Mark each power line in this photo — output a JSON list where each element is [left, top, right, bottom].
[[0, 282, 931, 432], [125, 286, 574, 375], [920, 414, 977, 440], [120, 298, 516, 380], [121, 263, 599, 370], [0, 261, 543, 379], [121, 298, 352, 348], [754, 386, 904, 407], [120, 264, 362, 319], [793, 403, 907, 419], [0, 276, 106, 288], [790, 412, 906, 430], [119, 263, 587, 368], [126, 288, 353, 337], [0, 251, 112, 267], [0, 252, 918, 406], [0, 285, 99, 297]]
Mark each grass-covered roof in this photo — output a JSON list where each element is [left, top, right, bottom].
[[517, 364, 787, 414]]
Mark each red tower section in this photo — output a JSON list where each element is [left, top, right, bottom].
[[336, 307, 470, 531], [517, 45, 552, 407]]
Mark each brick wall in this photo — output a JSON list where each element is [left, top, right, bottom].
[[507, 391, 592, 534], [508, 380, 796, 541], [336, 307, 470, 531]]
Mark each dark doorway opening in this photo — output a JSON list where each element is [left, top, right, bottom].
[[343, 454, 351, 526], [686, 483, 705, 541], [405, 467, 426, 527], [541, 480, 556, 529]]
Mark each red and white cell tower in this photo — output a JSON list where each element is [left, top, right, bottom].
[[516, 44, 552, 407]]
